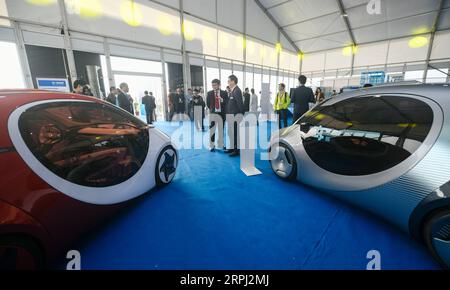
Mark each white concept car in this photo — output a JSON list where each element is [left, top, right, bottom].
[[269, 84, 450, 268]]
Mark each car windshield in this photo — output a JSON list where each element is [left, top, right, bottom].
[[299, 95, 434, 176], [19, 101, 150, 187]]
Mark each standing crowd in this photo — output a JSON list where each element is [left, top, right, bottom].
[[71, 73, 332, 154]]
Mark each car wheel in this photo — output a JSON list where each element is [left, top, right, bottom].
[[155, 146, 178, 186], [270, 143, 297, 181], [422, 208, 450, 268], [0, 235, 45, 270]]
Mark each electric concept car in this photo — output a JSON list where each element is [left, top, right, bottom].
[[269, 84, 450, 268], [0, 90, 178, 269]]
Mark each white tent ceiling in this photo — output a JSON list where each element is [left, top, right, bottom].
[[258, 0, 450, 53]]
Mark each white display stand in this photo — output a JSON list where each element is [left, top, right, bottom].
[[239, 114, 262, 177]]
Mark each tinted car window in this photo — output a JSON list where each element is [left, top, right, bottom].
[[299, 96, 433, 176], [19, 101, 149, 187]]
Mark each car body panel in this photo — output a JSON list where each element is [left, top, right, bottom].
[[0, 199, 51, 254]]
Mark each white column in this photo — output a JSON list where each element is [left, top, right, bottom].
[[13, 21, 33, 88], [103, 38, 115, 88], [58, 0, 77, 82]]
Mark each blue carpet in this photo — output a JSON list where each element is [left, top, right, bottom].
[[75, 121, 440, 270]]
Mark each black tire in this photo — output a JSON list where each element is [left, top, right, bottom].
[[0, 235, 45, 270], [155, 146, 178, 187], [422, 208, 450, 269], [269, 143, 297, 181]]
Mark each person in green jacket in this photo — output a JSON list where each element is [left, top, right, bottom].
[[274, 83, 291, 128]]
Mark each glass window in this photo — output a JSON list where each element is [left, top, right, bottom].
[[245, 71, 253, 90], [404, 70, 424, 82], [110, 56, 162, 74], [426, 69, 448, 83], [234, 70, 244, 87], [254, 71, 262, 97], [19, 101, 149, 187], [0, 41, 25, 89], [220, 69, 232, 89], [206, 67, 220, 89], [299, 96, 433, 176]]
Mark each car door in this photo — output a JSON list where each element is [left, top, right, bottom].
[[295, 93, 442, 192], [8, 99, 156, 205]]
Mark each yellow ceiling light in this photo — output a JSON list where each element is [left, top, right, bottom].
[[219, 34, 229, 49], [409, 36, 428, 48], [27, 0, 56, 5], [275, 42, 282, 54], [412, 27, 429, 35], [182, 21, 196, 41], [157, 14, 175, 36], [342, 44, 358, 56], [121, 0, 143, 27], [236, 35, 246, 50], [298, 52, 305, 60]]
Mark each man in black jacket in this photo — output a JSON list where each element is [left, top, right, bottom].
[[243, 88, 251, 113], [225, 75, 245, 157], [117, 83, 134, 115], [206, 79, 229, 152], [175, 88, 186, 116], [142, 91, 156, 124], [105, 86, 118, 105], [291, 75, 315, 124]]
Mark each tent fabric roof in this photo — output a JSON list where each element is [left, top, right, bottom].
[[258, 0, 450, 53]]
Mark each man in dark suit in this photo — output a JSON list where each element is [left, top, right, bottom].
[[225, 75, 245, 157], [168, 90, 175, 121], [291, 75, 315, 124], [118, 83, 134, 115], [206, 79, 229, 152], [175, 88, 186, 116], [243, 88, 251, 113], [142, 91, 156, 124]]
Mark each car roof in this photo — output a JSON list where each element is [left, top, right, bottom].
[[0, 89, 102, 148], [0, 89, 53, 94], [0, 89, 97, 101], [335, 83, 450, 105]]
